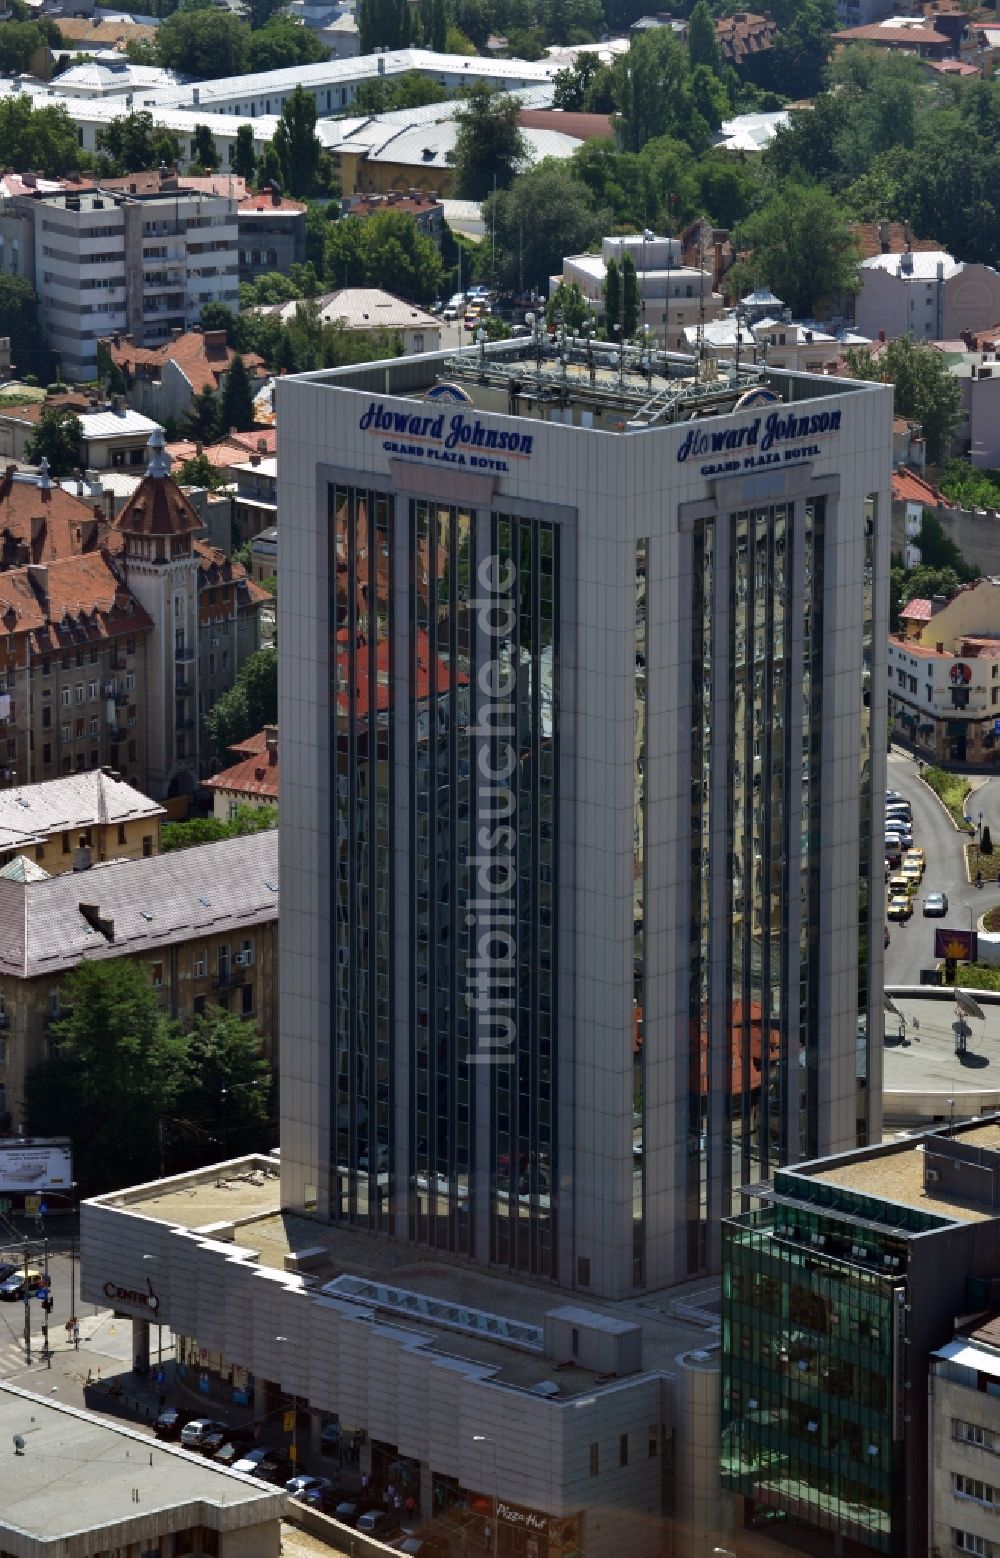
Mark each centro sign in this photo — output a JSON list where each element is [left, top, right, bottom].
[[104, 1278, 160, 1315], [359, 401, 533, 472], [677, 408, 842, 476]]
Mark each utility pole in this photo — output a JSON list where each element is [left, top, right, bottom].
[[42, 1234, 50, 1368], [22, 1240, 30, 1365]]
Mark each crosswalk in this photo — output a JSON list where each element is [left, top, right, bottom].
[[0, 1308, 60, 1377]]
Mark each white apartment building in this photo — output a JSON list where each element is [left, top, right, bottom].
[[889, 576, 1000, 766], [3, 186, 238, 384], [554, 234, 724, 351], [855, 249, 1000, 343], [930, 1317, 1000, 1558]]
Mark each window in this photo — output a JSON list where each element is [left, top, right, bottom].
[[75, 684, 84, 704], [89, 717, 98, 737], [194, 994, 207, 1016], [954, 1533, 996, 1558], [42, 706, 51, 729], [955, 1420, 999, 1452], [142, 834, 152, 858], [42, 745, 50, 766], [241, 981, 254, 1015], [128, 740, 136, 762], [218, 944, 230, 980], [619, 1433, 629, 1467], [126, 672, 135, 692], [151, 962, 163, 988], [49, 988, 61, 1016], [239, 938, 254, 967], [955, 1475, 997, 1505], [126, 637, 135, 655], [61, 831, 70, 855], [589, 1443, 599, 1477], [117, 824, 126, 846], [88, 681, 98, 700], [648, 1427, 658, 1459], [60, 687, 70, 707], [41, 658, 50, 677], [193, 953, 206, 978], [61, 723, 70, 742]]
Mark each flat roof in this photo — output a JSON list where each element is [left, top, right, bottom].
[[810, 1120, 1000, 1224], [0, 1382, 286, 1544], [289, 335, 879, 431], [883, 992, 1000, 1107], [97, 1160, 722, 1396]]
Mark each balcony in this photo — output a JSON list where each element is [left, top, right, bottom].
[[214, 966, 245, 989], [175, 644, 195, 663], [175, 717, 196, 732]]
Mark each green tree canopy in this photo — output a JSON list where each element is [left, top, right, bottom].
[[0, 97, 83, 176], [271, 84, 322, 198], [162, 803, 277, 852], [479, 162, 605, 295], [0, 20, 57, 75], [731, 183, 860, 318], [175, 1008, 273, 1159], [0, 275, 51, 381], [204, 648, 277, 761], [553, 52, 616, 113], [621, 252, 638, 338], [183, 384, 222, 443], [233, 123, 255, 182], [97, 111, 180, 175], [220, 355, 256, 433], [546, 281, 595, 332], [24, 961, 188, 1190], [845, 337, 962, 464], [191, 122, 219, 171], [451, 87, 528, 202], [25, 408, 80, 477], [611, 29, 713, 155], [353, 70, 450, 115], [249, 16, 326, 70], [324, 209, 443, 303], [605, 257, 620, 336], [156, 7, 249, 78], [687, 0, 721, 72]]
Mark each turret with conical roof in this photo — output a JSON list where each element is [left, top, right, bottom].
[[111, 429, 202, 563]]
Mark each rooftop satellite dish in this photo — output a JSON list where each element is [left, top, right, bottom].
[[13, 1435, 25, 1455]]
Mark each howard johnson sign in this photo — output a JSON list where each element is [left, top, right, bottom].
[[360, 402, 533, 473], [677, 407, 842, 477]]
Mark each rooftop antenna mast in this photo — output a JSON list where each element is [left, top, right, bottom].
[[696, 222, 708, 384]]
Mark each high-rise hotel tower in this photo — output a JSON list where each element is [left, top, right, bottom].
[[276, 334, 891, 1301]]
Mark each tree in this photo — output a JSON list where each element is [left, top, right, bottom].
[[687, 0, 720, 72], [25, 408, 80, 477], [480, 163, 605, 295], [233, 123, 255, 183], [271, 85, 321, 199], [23, 961, 187, 1191], [353, 70, 449, 115], [324, 209, 443, 304], [220, 355, 256, 433], [553, 53, 616, 112], [175, 1008, 273, 1158], [0, 20, 56, 75], [547, 282, 595, 332], [249, 16, 326, 71], [844, 337, 962, 465], [621, 252, 638, 338], [98, 111, 179, 175], [162, 803, 277, 851], [191, 122, 219, 171], [758, 0, 833, 100], [605, 257, 620, 336], [156, 8, 249, 78], [204, 648, 277, 760], [611, 30, 710, 155], [732, 184, 859, 318], [176, 452, 227, 490], [184, 385, 222, 443], [96, 340, 127, 396], [0, 275, 50, 381], [451, 87, 528, 202], [0, 97, 82, 176], [914, 511, 977, 579], [982, 825, 994, 857]]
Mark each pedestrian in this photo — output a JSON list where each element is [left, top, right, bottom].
[[394, 1493, 402, 1512], [361, 1472, 370, 1495], [405, 1495, 416, 1517]]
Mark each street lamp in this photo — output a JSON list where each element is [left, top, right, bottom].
[[472, 1434, 498, 1558], [143, 1255, 163, 1374]]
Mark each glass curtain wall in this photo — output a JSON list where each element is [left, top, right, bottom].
[[330, 482, 394, 1230]]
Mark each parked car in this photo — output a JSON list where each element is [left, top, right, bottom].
[[358, 1510, 400, 1538], [232, 1447, 272, 1475], [0, 1262, 17, 1284], [255, 1454, 294, 1484], [391, 1538, 450, 1557], [332, 1500, 366, 1526], [180, 1418, 226, 1448], [901, 859, 923, 890], [923, 891, 949, 917], [212, 1438, 253, 1467], [905, 846, 926, 870], [286, 1474, 333, 1503], [199, 1428, 231, 1457], [154, 1408, 199, 1441]]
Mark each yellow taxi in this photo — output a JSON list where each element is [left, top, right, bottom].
[[887, 892, 912, 922], [904, 847, 925, 873], [888, 872, 914, 899], [901, 858, 923, 890]]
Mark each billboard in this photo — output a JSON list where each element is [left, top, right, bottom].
[[0, 1140, 72, 1192], [934, 928, 978, 963]]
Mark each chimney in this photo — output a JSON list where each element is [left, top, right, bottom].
[[878, 220, 889, 253], [29, 515, 45, 560], [265, 724, 278, 760], [78, 899, 114, 940], [250, 453, 261, 466], [878, 330, 886, 343], [26, 563, 47, 604], [195, 442, 203, 456]]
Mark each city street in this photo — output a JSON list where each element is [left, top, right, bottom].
[[884, 750, 1000, 986]]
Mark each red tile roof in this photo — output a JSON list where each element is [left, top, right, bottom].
[[0, 466, 106, 565], [928, 58, 981, 74], [167, 430, 276, 473], [228, 729, 271, 757], [240, 190, 307, 214], [833, 20, 950, 44], [206, 739, 278, 800], [0, 552, 152, 653], [195, 539, 270, 606], [900, 597, 933, 621], [892, 469, 943, 506], [104, 331, 266, 399], [715, 11, 777, 63], [112, 469, 203, 541], [850, 222, 940, 259], [516, 109, 615, 141]]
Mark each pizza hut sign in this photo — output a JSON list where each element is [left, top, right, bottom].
[[497, 1501, 548, 1533]]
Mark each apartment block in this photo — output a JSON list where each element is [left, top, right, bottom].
[[0, 184, 239, 383], [0, 768, 164, 875]]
